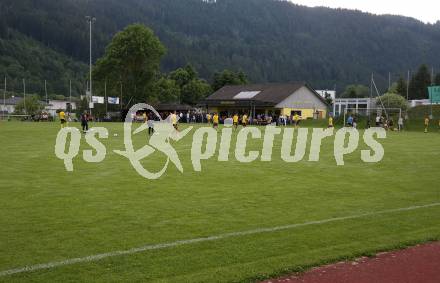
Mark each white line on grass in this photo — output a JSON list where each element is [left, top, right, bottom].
[[1, 202, 439, 277]]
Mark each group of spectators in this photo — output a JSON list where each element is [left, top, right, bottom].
[[203, 112, 302, 127], [344, 114, 404, 131]]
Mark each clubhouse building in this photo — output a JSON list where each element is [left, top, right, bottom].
[[203, 83, 329, 119]]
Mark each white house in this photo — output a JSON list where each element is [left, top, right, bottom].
[[333, 98, 376, 116], [408, 99, 437, 108], [45, 100, 77, 116], [0, 97, 24, 114]]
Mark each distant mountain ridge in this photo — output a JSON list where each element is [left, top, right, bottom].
[[1, 0, 439, 95]]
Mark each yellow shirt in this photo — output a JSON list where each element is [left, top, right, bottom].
[[329, 117, 333, 126], [59, 111, 65, 120], [233, 115, 239, 123], [171, 114, 177, 125], [143, 113, 147, 122], [293, 114, 299, 121], [425, 118, 429, 126], [213, 115, 219, 124], [242, 115, 248, 123]]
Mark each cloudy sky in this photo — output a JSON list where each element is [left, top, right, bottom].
[[290, 0, 439, 23]]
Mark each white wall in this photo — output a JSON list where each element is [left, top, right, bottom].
[[0, 105, 16, 114], [275, 86, 328, 109]]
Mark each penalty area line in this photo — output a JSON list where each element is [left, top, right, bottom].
[[1, 202, 439, 277]]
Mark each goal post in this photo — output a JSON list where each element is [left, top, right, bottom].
[[343, 107, 403, 129]]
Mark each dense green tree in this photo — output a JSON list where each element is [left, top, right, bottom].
[[340, 85, 370, 98], [93, 24, 166, 106], [212, 70, 249, 91], [169, 65, 197, 89], [151, 77, 180, 103], [408, 64, 431, 99], [76, 97, 89, 116], [435, 73, 440, 85], [181, 79, 211, 105], [377, 93, 408, 110], [14, 95, 43, 115], [395, 76, 408, 97]]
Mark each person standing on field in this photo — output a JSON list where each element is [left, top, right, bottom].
[[242, 113, 248, 127], [328, 115, 334, 128], [81, 111, 89, 133], [212, 113, 219, 130], [233, 113, 239, 130], [424, 116, 430, 133], [59, 110, 66, 129], [293, 113, 300, 128], [171, 111, 179, 132], [398, 116, 404, 131]]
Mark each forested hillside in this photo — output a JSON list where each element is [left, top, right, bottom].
[[0, 30, 87, 96], [1, 0, 440, 96]]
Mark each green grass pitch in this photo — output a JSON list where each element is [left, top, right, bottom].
[[0, 122, 439, 282]]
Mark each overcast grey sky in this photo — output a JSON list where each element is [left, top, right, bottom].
[[291, 0, 439, 23]]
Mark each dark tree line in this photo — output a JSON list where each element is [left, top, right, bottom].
[[1, 0, 440, 96]]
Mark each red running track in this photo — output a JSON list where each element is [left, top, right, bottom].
[[262, 242, 440, 283]]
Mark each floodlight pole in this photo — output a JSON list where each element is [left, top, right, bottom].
[[430, 67, 434, 118], [368, 73, 373, 120], [406, 70, 410, 101], [86, 16, 96, 116], [3, 76, 6, 118], [44, 80, 48, 105], [69, 79, 72, 112], [23, 79, 26, 115], [388, 72, 391, 91], [104, 80, 108, 116]]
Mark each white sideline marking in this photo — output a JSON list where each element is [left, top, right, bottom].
[[1, 202, 439, 277]]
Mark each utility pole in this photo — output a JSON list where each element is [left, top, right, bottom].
[[86, 16, 96, 116], [105, 80, 108, 117], [23, 79, 26, 115], [368, 73, 373, 119], [69, 80, 72, 112], [120, 82, 123, 111], [406, 70, 410, 101], [3, 76, 6, 118], [388, 72, 391, 91], [44, 80, 48, 105], [430, 67, 434, 119]]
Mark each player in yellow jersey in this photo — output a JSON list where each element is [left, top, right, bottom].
[[59, 111, 66, 128], [212, 113, 219, 130], [424, 116, 429, 133], [293, 113, 300, 128], [171, 111, 179, 132], [242, 114, 248, 127], [328, 116, 334, 128], [206, 113, 212, 124], [233, 113, 239, 129]]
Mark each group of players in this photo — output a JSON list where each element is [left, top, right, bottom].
[[59, 109, 438, 134], [58, 110, 90, 133]]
